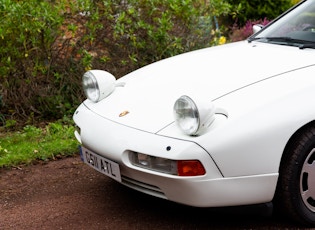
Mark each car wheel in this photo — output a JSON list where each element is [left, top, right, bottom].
[[276, 126, 315, 226]]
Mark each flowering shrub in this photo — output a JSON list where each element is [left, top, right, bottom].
[[0, 0, 232, 127], [210, 29, 227, 46], [229, 18, 270, 42]]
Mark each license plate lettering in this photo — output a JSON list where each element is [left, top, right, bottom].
[[85, 151, 99, 168], [81, 146, 121, 182], [100, 158, 116, 177]]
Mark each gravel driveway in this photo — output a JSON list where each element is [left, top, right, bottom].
[[0, 155, 309, 229]]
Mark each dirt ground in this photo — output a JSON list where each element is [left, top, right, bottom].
[[0, 155, 311, 230]]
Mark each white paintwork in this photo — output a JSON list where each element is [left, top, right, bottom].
[[73, 0, 315, 208], [73, 104, 277, 207], [84, 41, 315, 133]]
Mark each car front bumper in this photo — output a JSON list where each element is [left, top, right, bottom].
[[73, 103, 278, 207]]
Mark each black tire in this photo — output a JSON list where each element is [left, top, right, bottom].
[[276, 126, 315, 226]]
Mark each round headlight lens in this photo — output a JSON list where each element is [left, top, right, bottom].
[[82, 72, 100, 102], [174, 95, 200, 135]]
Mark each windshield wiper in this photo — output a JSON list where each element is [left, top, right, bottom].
[[249, 36, 301, 44], [248, 37, 266, 43], [248, 36, 315, 49], [298, 43, 315, 49]]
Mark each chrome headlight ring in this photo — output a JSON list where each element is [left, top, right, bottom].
[[82, 70, 116, 103], [173, 95, 215, 136]]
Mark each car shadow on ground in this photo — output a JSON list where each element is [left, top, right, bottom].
[[99, 179, 303, 230]]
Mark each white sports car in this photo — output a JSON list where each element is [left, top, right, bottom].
[[73, 0, 315, 226]]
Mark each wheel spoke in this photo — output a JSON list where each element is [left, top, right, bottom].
[[302, 188, 315, 202], [300, 148, 315, 212], [303, 161, 315, 175], [303, 161, 315, 198]]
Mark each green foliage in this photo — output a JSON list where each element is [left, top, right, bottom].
[[0, 0, 63, 76], [226, 0, 294, 25], [0, 119, 78, 167], [292, 0, 302, 5], [0, 0, 300, 166], [79, 0, 231, 73], [0, 0, 73, 124], [0, 0, 232, 127]]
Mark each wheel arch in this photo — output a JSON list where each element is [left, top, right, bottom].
[[279, 120, 315, 173], [273, 119, 315, 225]]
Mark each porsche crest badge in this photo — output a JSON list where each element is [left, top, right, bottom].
[[119, 111, 129, 117]]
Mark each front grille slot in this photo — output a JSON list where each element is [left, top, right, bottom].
[[121, 176, 166, 199]]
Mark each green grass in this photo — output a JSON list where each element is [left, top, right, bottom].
[[0, 121, 79, 168]]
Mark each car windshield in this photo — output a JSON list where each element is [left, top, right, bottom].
[[249, 0, 315, 48]]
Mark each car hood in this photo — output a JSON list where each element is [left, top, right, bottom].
[[84, 41, 315, 133]]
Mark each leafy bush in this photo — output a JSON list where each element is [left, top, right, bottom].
[[76, 0, 231, 74], [0, 0, 73, 125], [226, 0, 294, 26], [228, 0, 301, 42], [0, 0, 232, 127]]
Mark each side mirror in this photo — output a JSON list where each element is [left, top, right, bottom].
[[253, 24, 264, 34]]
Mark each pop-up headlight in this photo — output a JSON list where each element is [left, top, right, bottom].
[[82, 70, 116, 103], [173, 95, 215, 136]]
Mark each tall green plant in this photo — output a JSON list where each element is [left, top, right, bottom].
[[79, 0, 231, 75], [0, 0, 66, 125], [0, 0, 64, 77], [0, 0, 232, 128], [226, 0, 293, 25]]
